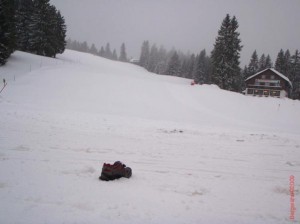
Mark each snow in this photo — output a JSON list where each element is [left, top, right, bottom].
[[0, 50, 300, 224]]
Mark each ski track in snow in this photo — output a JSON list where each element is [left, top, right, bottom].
[[0, 50, 300, 224]]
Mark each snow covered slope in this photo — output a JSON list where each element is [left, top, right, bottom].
[[0, 50, 299, 224]]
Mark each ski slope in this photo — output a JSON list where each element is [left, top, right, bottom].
[[0, 50, 299, 224]]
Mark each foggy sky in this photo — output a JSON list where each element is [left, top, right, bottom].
[[50, 0, 300, 66]]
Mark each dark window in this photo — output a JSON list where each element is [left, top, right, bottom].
[[263, 90, 269, 96], [247, 89, 254, 94], [254, 89, 263, 96], [270, 91, 280, 97]]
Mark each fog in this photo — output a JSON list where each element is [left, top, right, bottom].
[[50, 0, 300, 65]]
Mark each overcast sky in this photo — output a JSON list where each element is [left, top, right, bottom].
[[50, 0, 300, 66]]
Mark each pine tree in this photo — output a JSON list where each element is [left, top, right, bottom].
[[148, 43, 158, 72], [44, 5, 58, 57], [112, 49, 118, 60], [99, 46, 105, 57], [0, 0, 15, 65], [166, 51, 180, 76], [275, 49, 292, 79], [90, 43, 98, 55], [104, 43, 112, 59], [211, 14, 242, 91], [265, 54, 273, 69], [23, 0, 66, 57], [290, 50, 300, 99], [284, 49, 292, 80], [194, 49, 210, 84], [180, 58, 189, 78], [247, 50, 259, 76], [54, 10, 66, 54], [139, 40, 150, 69], [186, 54, 195, 79], [119, 43, 127, 62], [28, 0, 50, 55], [155, 45, 167, 74], [80, 41, 89, 52], [241, 65, 248, 90], [258, 54, 266, 71], [15, 0, 33, 52], [275, 49, 285, 73]]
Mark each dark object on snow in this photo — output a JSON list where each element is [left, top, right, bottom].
[[99, 161, 132, 181]]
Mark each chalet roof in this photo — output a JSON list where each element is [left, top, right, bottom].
[[245, 68, 292, 88]]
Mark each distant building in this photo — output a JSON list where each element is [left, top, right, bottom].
[[244, 68, 292, 98], [129, 58, 140, 65]]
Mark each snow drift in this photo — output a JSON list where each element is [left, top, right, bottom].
[[0, 50, 299, 224]]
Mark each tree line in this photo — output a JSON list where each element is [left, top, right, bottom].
[[138, 15, 243, 92], [0, 0, 66, 65], [138, 40, 212, 84], [66, 38, 128, 62], [138, 14, 300, 99]]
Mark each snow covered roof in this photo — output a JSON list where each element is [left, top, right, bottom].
[[245, 68, 292, 88], [245, 68, 293, 87]]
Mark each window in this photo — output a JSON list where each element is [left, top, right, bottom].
[[263, 90, 269, 96], [247, 89, 254, 95], [270, 75, 275, 80], [270, 90, 280, 97], [254, 89, 263, 96], [262, 75, 266, 79]]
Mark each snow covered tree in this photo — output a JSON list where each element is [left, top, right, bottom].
[[0, 0, 15, 65], [15, 0, 33, 52], [258, 53, 272, 71], [139, 40, 150, 69], [284, 49, 292, 79], [119, 43, 127, 62], [265, 54, 273, 69], [104, 43, 112, 59], [28, 0, 51, 56], [194, 49, 211, 84], [211, 14, 242, 91], [186, 54, 196, 79], [275, 49, 292, 80], [275, 49, 285, 73], [54, 10, 66, 54], [258, 53, 266, 71], [290, 50, 300, 99], [15, 0, 66, 57], [155, 45, 167, 74], [112, 49, 118, 60], [98, 46, 105, 57], [166, 51, 180, 76], [90, 43, 98, 55], [147, 43, 159, 72], [180, 57, 189, 78], [247, 50, 259, 77]]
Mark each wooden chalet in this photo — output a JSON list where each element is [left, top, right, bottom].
[[244, 68, 292, 98]]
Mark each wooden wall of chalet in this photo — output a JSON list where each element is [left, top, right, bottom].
[[245, 69, 290, 93]]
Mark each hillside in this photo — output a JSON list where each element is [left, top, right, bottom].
[[0, 50, 299, 224]]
